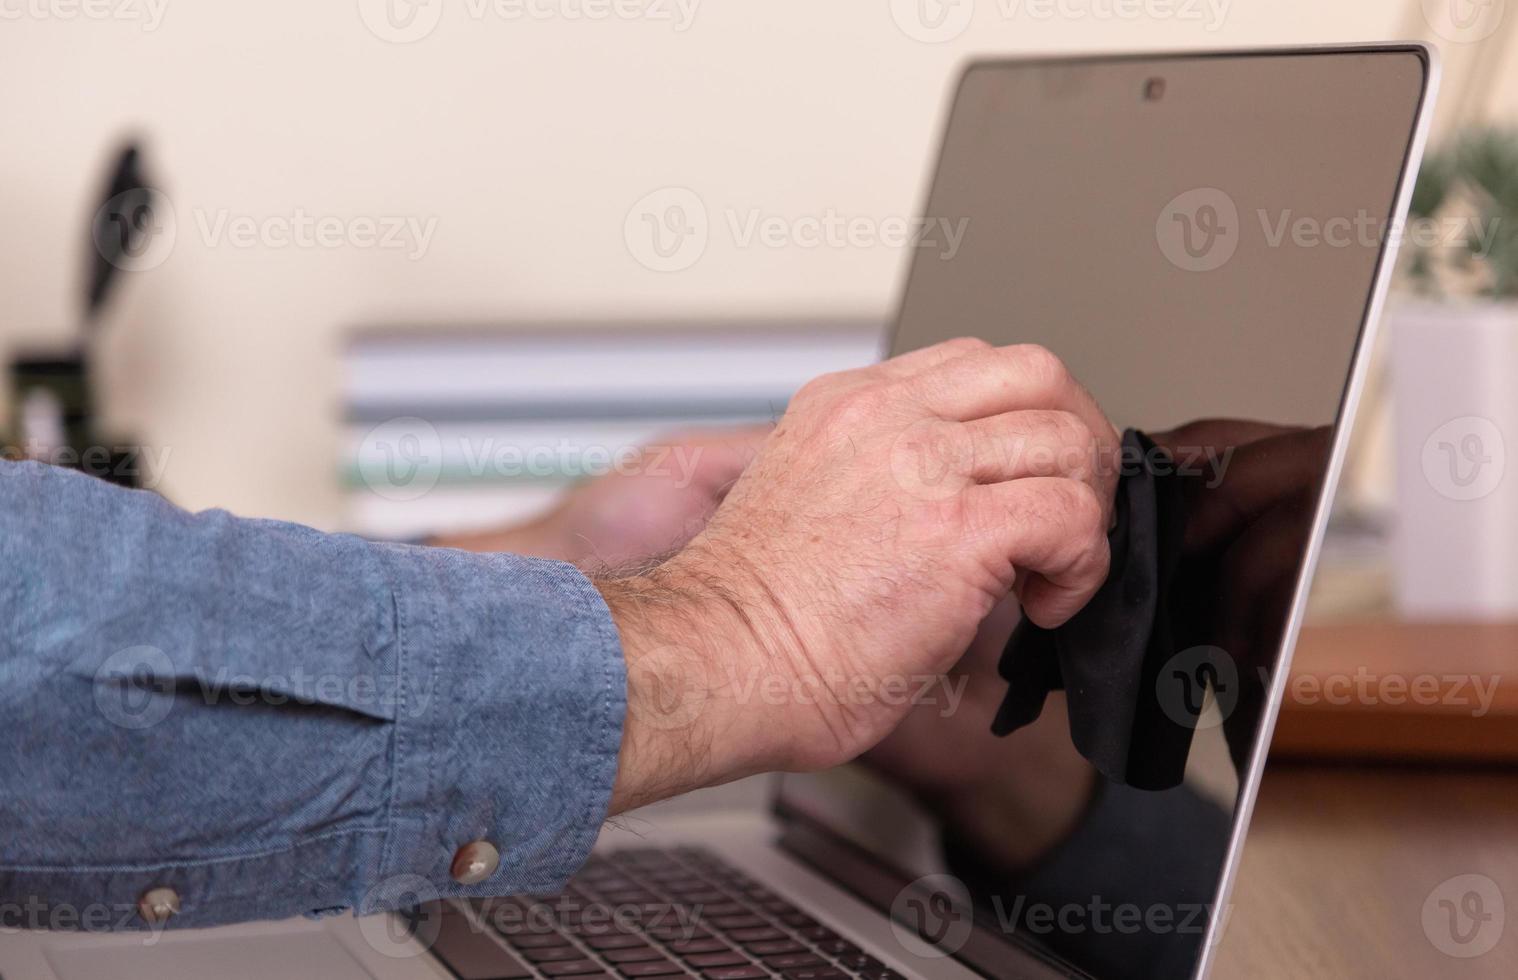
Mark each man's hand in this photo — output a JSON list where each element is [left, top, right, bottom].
[[431, 428, 769, 566], [602, 339, 1119, 812]]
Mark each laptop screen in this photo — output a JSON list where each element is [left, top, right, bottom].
[[777, 49, 1430, 980]]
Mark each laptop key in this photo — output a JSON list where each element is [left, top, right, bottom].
[[833, 955, 886, 973], [667, 938, 728, 955], [795, 926, 836, 941], [602, 948, 665, 964], [524, 947, 588, 962], [812, 940, 860, 956], [585, 935, 649, 950], [763, 953, 824, 969], [649, 926, 711, 942], [507, 932, 572, 949], [699, 968, 768, 980], [728, 927, 785, 942], [743, 939, 804, 955], [695, 902, 747, 917], [538, 960, 609, 976], [706, 915, 765, 930], [781, 970, 846, 980], [615, 961, 684, 977], [683, 952, 750, 968]]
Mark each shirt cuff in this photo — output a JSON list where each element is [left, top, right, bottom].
[[363, 544, 627, 911]]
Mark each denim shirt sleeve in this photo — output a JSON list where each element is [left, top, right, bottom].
[[0, 460, 627, 930]]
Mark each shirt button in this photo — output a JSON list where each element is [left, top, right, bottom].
[[450, 840, 500, 885], [137, 886, 181, 924]]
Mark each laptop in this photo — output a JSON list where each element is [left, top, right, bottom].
[[3, 44, 1436, 980]]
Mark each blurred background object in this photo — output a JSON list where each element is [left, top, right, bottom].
[[4, 142, 152, 487], [1387, 128, 1518, 619]]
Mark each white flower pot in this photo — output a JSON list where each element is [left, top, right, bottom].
[[1389, 299, 1518, 619]]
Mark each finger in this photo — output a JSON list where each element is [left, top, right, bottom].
[[963, 477, 1110, 628], [900, 347, 1120, 506], [963, 410, 1099, 489]]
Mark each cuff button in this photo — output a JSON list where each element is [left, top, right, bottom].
[[137, 887, 181, 924], [450, 840, 500, 885]]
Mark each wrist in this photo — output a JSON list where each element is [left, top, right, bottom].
[[598, 546, 789, 813]]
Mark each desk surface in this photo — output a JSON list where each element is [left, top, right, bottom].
[[1214, 765, 1518, 978]]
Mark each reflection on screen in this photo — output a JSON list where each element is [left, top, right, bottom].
[[779, 50, 1427, 979]]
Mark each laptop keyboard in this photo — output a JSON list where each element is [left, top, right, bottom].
[[426, 846, 906, 980]]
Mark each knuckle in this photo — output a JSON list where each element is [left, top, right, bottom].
[[1059, 479, 1105, 535], [1048, 410, 1093, 448], [1010, 343, 1070, 390], [829, 386, 883, 427], [794, 374, 838, 405]]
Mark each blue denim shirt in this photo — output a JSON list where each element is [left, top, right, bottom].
[[0, 460, 627, 930]]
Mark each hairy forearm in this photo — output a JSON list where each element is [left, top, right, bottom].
[[597, 549, 790, 815]]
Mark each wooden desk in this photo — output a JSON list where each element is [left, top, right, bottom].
[[1273, 622, 1518, 762], [1213, 765, 1518, 978]]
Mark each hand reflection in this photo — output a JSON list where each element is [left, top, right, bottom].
[[861, 597, 1097, 871], [860, 418, 1331, 872], [1152, 420, 1331, 773]]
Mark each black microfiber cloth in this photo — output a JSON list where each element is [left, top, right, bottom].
[[991, 429, 1195, 790]]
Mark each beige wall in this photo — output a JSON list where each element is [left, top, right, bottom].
[[0, 0, 1469, 527]]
